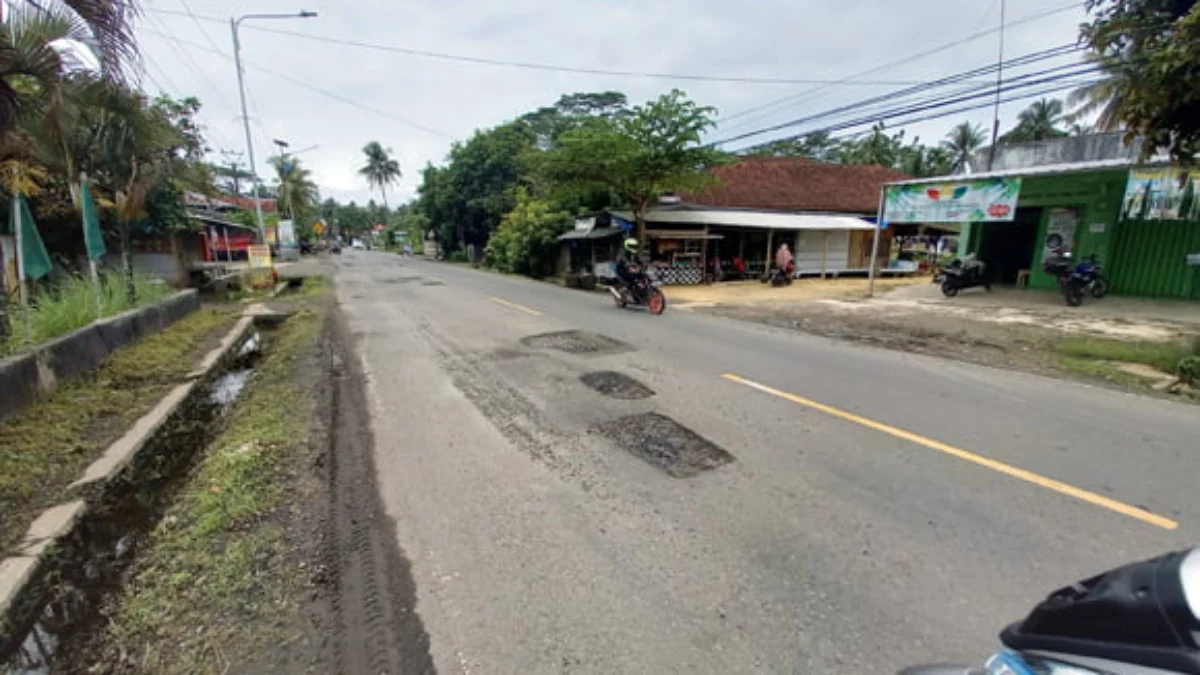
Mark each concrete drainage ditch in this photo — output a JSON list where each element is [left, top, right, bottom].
[[0, 313, 281, 674]]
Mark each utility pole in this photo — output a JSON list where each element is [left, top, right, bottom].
[[220, 149, 245, 197], [230, 10, 317, 244], [986, 0, 1007, 171]]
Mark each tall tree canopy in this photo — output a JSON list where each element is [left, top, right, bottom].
[[538, 89, 727, 241], [1081, 0, 1200, 162]]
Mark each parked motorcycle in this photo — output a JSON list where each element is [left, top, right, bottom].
[[764, 264, 795, 287], [606, 265, 666, 315], [936, 254, 990, 297], [900, 546, 1200, 674], [1042, 251, 1088, 307], [1074, 253, 1108, 298]]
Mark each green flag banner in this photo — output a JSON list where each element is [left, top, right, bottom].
[[15, 195, 52, 280], [81, 177, 106, 260]]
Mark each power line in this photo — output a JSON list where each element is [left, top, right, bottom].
[[733, 80, 1093, 155], [714, 1, 1085, 133], [140, 6, 1006, 88], [710, 44, 1085, 146], [730, 71, 1099, 155], [138, 27, 454, 139]]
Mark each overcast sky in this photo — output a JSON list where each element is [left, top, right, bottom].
[[133, 0, 1089, 206]]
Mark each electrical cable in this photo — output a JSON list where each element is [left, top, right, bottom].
[[139, 5, 1007, 88], [715, 1, 1085, 132], [731, 78, 1098, 155], [138, 27, 455, 139], [710, 45, 1086, 146]]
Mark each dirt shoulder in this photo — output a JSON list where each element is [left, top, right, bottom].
[[0, 307, 241, 556], [685, 283, 1200, 402], [57, 278, 434, 675]]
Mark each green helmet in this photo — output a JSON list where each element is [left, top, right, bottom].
[[623, 238, 639, 254]]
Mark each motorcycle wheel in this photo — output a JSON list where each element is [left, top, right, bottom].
[[1065, 285, 1084, 307], [940, 279, 959, 297], [1091, 278, 1108, 298], [613, 292, 627, 309], [647, 289, 666, 315]]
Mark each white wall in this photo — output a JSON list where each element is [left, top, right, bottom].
[[795, 230, 849, 272]]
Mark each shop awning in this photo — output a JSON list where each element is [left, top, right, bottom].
[[612, 207, 874, 231], [645, 230, 724, 240]]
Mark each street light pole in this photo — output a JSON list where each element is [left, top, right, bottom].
[[229, 10, 317, 244]]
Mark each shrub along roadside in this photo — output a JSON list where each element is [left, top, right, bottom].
[[483, 190, 572, 278], [2, 273, 173, 356]]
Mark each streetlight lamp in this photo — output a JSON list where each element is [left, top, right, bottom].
[[230, 10, 317, 244]]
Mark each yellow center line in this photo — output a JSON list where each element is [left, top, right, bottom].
[[721, 373, 1178, 531], [490, 296, 542, 316]]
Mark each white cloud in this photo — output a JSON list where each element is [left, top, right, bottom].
[[136, 0, 1089, 204]]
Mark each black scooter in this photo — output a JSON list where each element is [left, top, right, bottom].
[[1042, 251, 1089, 307], [935, 255, 990, 297]]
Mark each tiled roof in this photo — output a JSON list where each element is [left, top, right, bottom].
[[682, 156, 910, 214]]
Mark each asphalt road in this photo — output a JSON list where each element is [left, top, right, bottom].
[[333, 250, 1198, 674]]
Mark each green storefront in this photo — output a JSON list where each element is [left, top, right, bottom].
[[884, 163, 1200, 301]]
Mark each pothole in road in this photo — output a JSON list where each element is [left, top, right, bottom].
[[601, 413, 733, 477], [580, 371, 654, 400], [382, 276, 421, 284], [521, 330, 632, 356], [421, 280, 445, 286]]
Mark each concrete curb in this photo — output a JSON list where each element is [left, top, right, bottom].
[[0, 312, 256, 645], [0, 290, 200, 424]]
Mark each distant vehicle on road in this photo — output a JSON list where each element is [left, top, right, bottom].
[[330, 242, 341, 254], [606, 263, 666, 315], [351, 239, 365, 250]]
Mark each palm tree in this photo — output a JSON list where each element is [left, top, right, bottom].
[[358, 141, 401, 209], [941, 121, 986, 173], [0, 5, 96, 133], [1002, 98, 1068, 143], [270, 154, 319, 219], [60, 0, 139, 77], [1064, 51, 1129, 133]]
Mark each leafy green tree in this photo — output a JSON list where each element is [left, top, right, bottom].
[[359, 141, 401, 209], [1001, 99, 1068, 143], [1081, 0, 1200, 161], [745, 131, 841, 161], [484, 190, 571, 277], [942, 121, 986, 172], [538, 89, 726, 242], [418, 122, 534, 251]]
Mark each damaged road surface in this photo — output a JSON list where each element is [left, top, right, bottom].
[[332, 250, 1200, 674]]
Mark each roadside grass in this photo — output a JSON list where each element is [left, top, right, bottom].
[[1056, 356, 1156, 388], [2, 274, 173, 356], [1053, 336, 1197, 373], [0, 307, 238, 555], [290, 274, 329, 297], [98, 306, 324, 674]]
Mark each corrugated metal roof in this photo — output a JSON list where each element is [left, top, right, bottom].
[[557, 226, 624, 241], [612, 207, 874, 231], [886, 158, 1158, 186]]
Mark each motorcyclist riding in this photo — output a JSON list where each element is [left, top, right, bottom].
[[614, 237, 644, 299]]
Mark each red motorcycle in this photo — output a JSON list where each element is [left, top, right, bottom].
[[606, 264, 666, 315]]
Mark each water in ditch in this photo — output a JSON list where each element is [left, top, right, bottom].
[[2, 331, 264, 675]]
